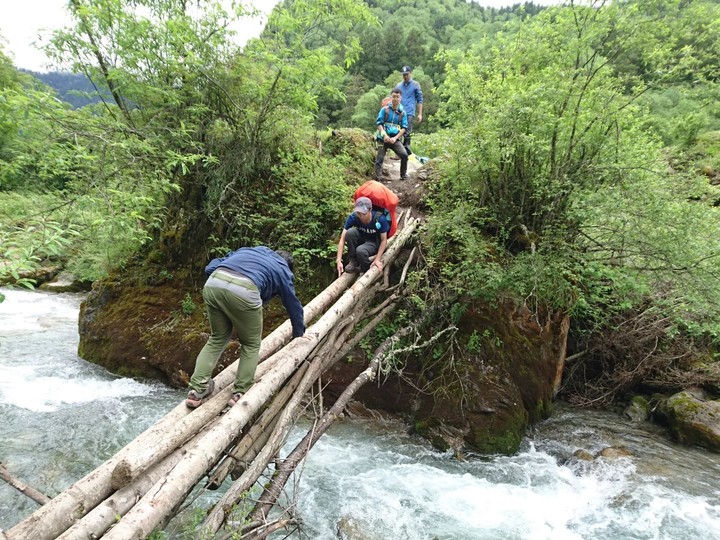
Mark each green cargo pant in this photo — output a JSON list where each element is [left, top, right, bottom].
[[189, 272, 263, 395]]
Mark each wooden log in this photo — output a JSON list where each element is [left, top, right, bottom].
[[237, 518, 295, 540], [108, 219, 419, 539], [101, 337, 322, 539], [4, 273, 355, 540], [0, 463, 51, 506], [56, 430, 209, 540], [249, 320, 412, 525], [206, 361, 309, 489]]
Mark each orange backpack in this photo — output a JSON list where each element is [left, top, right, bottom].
[[354, 180, 399, 238]]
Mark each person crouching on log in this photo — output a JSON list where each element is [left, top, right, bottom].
[[186, 246, 305, 409], [335, 196, 388, 276]]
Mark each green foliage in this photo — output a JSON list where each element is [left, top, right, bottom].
[[351, 84, 387, 128], [643, 84, 720, 147], [419, 0, 720, 353], [180, 293, 197, 315], [0, 0, 376, 285], [223, 148, 355, 277], [316, 0, 541, 129]]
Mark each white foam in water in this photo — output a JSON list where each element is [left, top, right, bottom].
[[335, 455, 615, 539], [0, 287, 81, 334], [3, 288, 720, 538], [0, 366, 156, 412], [0, 288, 159, 412], [286, 424, 720, 540]]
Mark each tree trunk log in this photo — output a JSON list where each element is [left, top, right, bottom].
[[101, 337, 322, 539], [206, 361, 309, 490], [56, 430, 208, 540], [249, 322, 412, 525], [0, 463, 51, 506]]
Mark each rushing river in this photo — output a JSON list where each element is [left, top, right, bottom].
[[1, 288, 720, 539]]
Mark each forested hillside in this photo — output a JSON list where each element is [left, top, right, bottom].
[[1, 0, 719, 433], [21, 70, 103, 108]]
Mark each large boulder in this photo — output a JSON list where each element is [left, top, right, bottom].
[[78, 268, 293, 387], [663, 389, 720, 452], [325, 299, 569, 455]]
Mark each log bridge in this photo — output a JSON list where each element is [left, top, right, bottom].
[[2, 215, 419, 540]]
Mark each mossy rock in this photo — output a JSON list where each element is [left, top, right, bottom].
[[664, 390, 720, 452], [466, 400, 528, 455], [624, 395, 650, 422]]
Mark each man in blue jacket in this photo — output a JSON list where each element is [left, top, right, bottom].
[[374, 89, 409, 181], [186, 246, 305, 409], [394, 65, 423, 156]]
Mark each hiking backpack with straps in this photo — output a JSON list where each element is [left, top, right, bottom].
[[380, 96, 404, 128], [354, 180, 399, 238]]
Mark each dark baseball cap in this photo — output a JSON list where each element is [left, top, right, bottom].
[[401, 65, 412, 73]]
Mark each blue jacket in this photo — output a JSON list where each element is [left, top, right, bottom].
[[205, 246, 305, 337], [375, 104, 408, 138], [394, 79, 423, 116]]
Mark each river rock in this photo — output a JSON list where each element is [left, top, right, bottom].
[[597, 446, 633, 459], [336, 516, 374, 540], [663, 390, 720, 453], [573, 449, 594, 461], [624, 395, 650, 422], [39, 272, 89, 293]]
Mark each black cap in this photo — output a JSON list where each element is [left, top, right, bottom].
[[401, 65, 412, 73]]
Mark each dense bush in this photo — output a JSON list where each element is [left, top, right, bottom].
[[415, 1, 720, 399]]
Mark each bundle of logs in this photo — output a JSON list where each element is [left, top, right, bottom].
[[2, 215, 419, 540]]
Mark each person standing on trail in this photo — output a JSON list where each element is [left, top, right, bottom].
[[186, 246, 305, 409], [336, 196, 389, 276], [374, 89, 409, 181], [394, 65, 423, 156]]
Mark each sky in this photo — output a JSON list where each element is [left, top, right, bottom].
[[0, 0, 555, 72]]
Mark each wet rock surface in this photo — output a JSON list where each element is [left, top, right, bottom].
[[663, 389, 720, 452]]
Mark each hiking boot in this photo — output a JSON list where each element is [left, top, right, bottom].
[[345, 260, 360, 273], [400, 174, 409, 181], [227, 392, 243, 407], [186, 379, 215, 409]]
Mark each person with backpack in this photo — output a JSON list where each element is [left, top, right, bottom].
[[336, 196, 390, 276], [394, 65, 423, 156], [375, 88, 409, 181], [185, 246, 306, 409]]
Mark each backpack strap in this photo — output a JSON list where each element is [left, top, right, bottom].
[[383, 106, 404, 129], [372, 209, 389, 232]]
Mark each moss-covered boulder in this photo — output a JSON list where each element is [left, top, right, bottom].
[[78, 273, 206, 386], [39, 272, 90, 293], [624, 395, 651, 422], [663, 389, 720, 453], [325, 299, 569, 455]]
